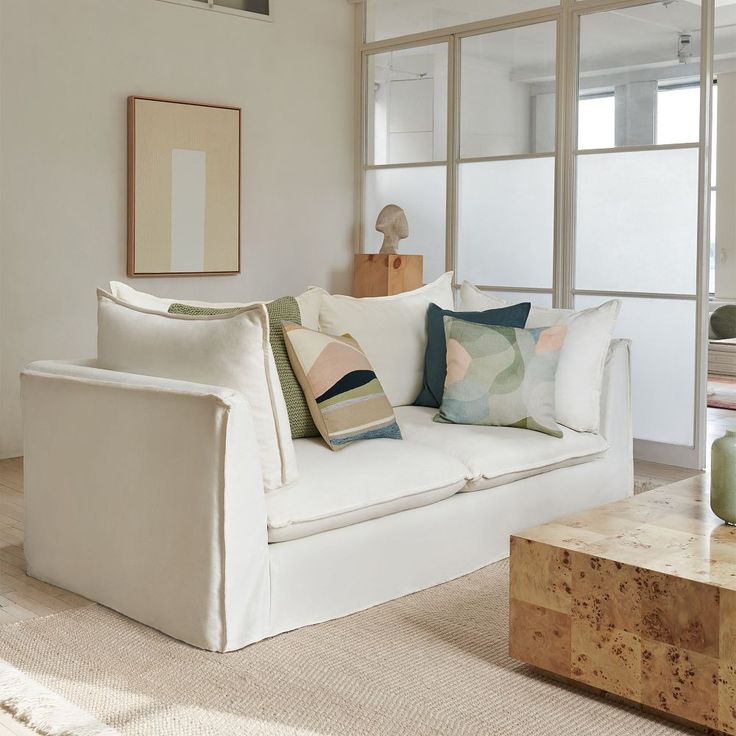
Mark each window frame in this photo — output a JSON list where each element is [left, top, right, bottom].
[[154, 0, 273, 23], [357, 0, 716, 470]]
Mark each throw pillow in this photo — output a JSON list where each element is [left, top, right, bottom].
[[97, 289, 297, 491], [458, 281, 620, 434], [459, 281, 572, 328], [436, 317, 567, 438], [169, 298, 319, 439], [711, 305, 736, 340], [282, 322, 402, 451], [414, 302, 532, 409], [318, 272, 455, 407]]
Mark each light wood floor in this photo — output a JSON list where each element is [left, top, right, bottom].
[[633, 407, 736, 486], [0, 410, 733, 735]]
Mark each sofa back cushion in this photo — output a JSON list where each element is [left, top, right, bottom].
[[109, 281, 325, 331], [318, 272, 454, 407], [169, 298, 319, 440], [96, 289, 297, 490], [458, 282, 620, 434]]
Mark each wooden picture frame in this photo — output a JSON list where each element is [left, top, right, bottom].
[[127, 96, 241, 277]]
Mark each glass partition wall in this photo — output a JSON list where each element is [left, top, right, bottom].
[[359, 0, 717, 469], [456, 22, 557, 304], [575, 2, 703, 458]]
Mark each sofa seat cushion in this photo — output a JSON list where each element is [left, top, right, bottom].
[[266, 438, 467, 543], [394, 406, 609, 492]]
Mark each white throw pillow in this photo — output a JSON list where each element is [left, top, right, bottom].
[[296, 287, 328, 331], [97, 289, 297, 490], [458, 282, 620, 433], [318, 272, 455, 407], [109, 281, 324, 331], [109, 281, 250, 313], [459, 282, 573, 328]]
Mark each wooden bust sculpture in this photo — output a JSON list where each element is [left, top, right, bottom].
[[376, 204, 409, 255]]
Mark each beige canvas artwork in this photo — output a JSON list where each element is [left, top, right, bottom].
[[128, 97, 241, 276]]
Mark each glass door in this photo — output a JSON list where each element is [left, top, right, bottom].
[[364, 43, 449, 281], [456, 20, 558, 308], [573, 1, 704, 463]]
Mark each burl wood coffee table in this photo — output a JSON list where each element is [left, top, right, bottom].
[[510, 475, 736, 734]]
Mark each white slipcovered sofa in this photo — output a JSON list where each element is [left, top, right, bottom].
[[21, 335, 632, 652]]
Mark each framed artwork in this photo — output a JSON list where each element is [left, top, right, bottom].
[[127, 96, 241, 277]]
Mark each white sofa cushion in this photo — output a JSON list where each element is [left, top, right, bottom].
[[110, 281, 250, 312], [459, 282, 573, 328], [459, 282, 620, 433], [318, 272, 454, 407], [394, 406, 608, 492], [109, 281, 324, 330], [266, 437, 467, 542], [96, 289, 297, 490]]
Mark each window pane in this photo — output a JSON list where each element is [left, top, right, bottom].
[[711, 191, 717, 296], [364, 166, 447, 281], [367, 45, 447, 165], [460, 22, 557, 158], [713, 0, 736, 298], [712, 82, 719, 187], [366, 0, 559, 43], [576, 148, 699, 294], [578, 95, 614, 150], [576, 295, 696, 447], [457, 157, 554, 288], [657, 86, 700, 145], [578, 2, 701, 150], [193, 0, 270, 12]]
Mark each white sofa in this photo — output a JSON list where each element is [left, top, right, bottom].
[[20, 338, 632, 652]]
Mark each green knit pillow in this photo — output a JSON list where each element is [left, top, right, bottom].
[[712, 305, 736, 340], [169, 298, 319, 439]]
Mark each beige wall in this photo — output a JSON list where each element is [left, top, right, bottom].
[[0, 0, 356, 458]]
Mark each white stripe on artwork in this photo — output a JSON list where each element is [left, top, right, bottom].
[[170, 148, 206, 273]]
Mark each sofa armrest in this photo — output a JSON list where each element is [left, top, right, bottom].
[[599, 339, 633, 479], [21, 360, 270, 651]]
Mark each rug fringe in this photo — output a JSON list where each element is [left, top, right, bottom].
[[0, 659, 120, 736]]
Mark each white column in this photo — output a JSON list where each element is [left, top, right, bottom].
[[532, 92, 556, 153], [615, 81, 657, 147]]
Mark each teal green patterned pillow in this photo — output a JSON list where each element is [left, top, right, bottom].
[[435, 317, 567, 438], [169, 298, 319, 439]]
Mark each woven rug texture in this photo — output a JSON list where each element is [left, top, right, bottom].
[[0, 558, 699, 736]]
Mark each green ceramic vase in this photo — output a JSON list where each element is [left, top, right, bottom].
[[711, 428, 736, 525]]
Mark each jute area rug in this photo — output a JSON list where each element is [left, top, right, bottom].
[[0, 559, 697, 736]]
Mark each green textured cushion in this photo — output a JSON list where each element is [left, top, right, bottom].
[[712, 305, 736, 340], [169, 298, 319, 439]]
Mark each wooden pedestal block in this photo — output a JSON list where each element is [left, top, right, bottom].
[[353, 254, 423, 297]]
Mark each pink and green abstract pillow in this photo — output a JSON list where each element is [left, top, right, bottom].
[[435, 317, 567, 438], [282, 322, 402, 451]]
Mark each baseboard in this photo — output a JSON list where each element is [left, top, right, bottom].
[[633, 438, 702, 470]]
